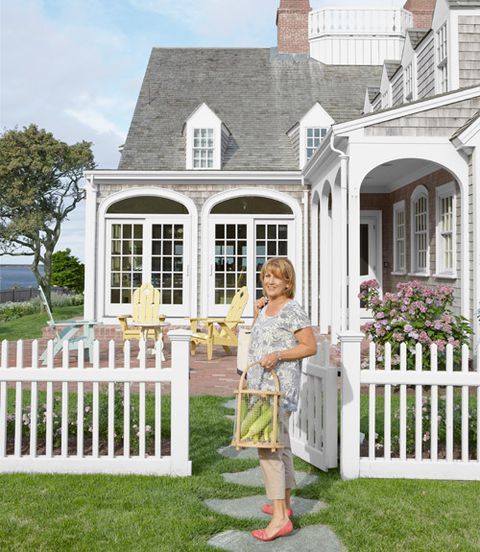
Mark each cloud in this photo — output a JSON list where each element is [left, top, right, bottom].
[[129, 0, 278, 44], [65, 107, 126, 141]]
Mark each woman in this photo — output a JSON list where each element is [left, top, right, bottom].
[[247, 257, 317, 542]]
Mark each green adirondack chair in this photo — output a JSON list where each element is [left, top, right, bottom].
[[39, 286, 97, 364]]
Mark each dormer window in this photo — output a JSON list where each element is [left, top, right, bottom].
[[193, 129, 214, 169], [295, 103, 334, 168], [185, 103, 230, 170], [306, 127, 327, 162], [404, 63, 413, 101], [436, 22, 448, 93]]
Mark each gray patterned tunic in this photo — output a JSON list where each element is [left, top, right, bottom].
[[247, 300, 311, 413]]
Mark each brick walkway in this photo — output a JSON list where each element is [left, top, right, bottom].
[[2, 326, 340, 397]]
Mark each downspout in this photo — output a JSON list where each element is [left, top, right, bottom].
[[329, 133, 349, 333]]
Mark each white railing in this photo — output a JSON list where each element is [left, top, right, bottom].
[[290, 341, 338, 471], [0, 330, 192, 476], [309, 8, 412, 37], [340, 335, 480, 481]]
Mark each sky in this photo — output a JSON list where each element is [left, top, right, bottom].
[[0, 0, 405, 264]]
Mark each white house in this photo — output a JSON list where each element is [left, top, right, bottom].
[[84, 0, 480, 347]]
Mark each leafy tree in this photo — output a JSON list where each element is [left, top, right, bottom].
[[0, 125, 95, 307], [51, 248, 85, 293]]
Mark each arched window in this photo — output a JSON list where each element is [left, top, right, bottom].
[[410, 186, 429, 275]]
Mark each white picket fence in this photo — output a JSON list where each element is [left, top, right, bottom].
[[290, 340, 338, 472], [340, 333, 480, 480], [0, 330, 192, 476]]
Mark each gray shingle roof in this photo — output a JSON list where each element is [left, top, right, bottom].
[[451, 109, 480, 140], [407, 29, 430, 49], [366, 86, 380, 102], [384, 60, 401, 79], [119, 48, 382, 171]]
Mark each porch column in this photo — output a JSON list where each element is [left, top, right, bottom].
[[84, 176, 98, 321], [331, 181, 343, 340], [310, 195, 319, 327], [347, 175, 361, 332]]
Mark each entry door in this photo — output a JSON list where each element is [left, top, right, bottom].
[[106, 217, 191, 318], [360, 211, 382, 319], [208, 218, 293, 317]]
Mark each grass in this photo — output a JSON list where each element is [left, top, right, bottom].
[[0, 305, 84, 341], [0, 396, 479, 551]]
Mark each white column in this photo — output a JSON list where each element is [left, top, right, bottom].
[[339, 331, 363, 480], [348, 175, 361, 332], [340, 157, 349, 333], [331, 181, 343, 341], [473, 146, 480, 353], [310, 196, 319, 327], [84, 176, 98, 321], [169, 329, 192, 476]]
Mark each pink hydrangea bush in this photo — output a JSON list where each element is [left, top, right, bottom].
[[359, 280, 472, 369]]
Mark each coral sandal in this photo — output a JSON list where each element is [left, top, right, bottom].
[[251, 519, 294, 541]]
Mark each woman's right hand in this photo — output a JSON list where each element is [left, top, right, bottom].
[[254, 296, 268, 318]]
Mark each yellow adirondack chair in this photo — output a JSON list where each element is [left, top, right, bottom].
[[189, 286, 249, 360], [117, 283, 166, 344]]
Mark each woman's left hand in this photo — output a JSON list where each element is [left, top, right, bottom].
[[260, 352, 279, 371]]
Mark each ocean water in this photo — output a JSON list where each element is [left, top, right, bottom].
[[0, 265, 43, 290]]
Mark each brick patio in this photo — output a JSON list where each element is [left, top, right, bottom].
[[1, 325, 340, 397]]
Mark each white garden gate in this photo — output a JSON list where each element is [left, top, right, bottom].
[[0, 330, 192, 476], [290, 340, 338, 471]]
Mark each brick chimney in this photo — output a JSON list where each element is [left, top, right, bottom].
[[403, 0, 436, 29], [276, 0, 311, 55]]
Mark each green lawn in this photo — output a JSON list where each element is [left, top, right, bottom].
[[0, 396, 479, 551], [0, 305, 84, 341]]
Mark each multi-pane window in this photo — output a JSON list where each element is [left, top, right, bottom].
[[110, 223, 143, 304], [393, 201, 406, 273], [214, 224, 247, 305], [436, 184, 456, 275], [404, 63, 413, 101], [255, 224, 288, 299], [381, 88, 390, 109], [411, 190, 429, 274], [193, 128, 214, 169], [436, 23, 448, 93], [306, 128, 327, 161], [151, 224, 184, 304]]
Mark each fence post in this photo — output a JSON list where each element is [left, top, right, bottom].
[[338, 331, 364, 480], [169, 329, 192, 476]]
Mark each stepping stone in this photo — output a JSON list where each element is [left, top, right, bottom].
[[223, 398, 237, 410], [208, 525, 342, 551], [222, 467, 318, 489], [225, 414, 236, 422], [204, 495, 327, 520], [217, 446, 258, 460]]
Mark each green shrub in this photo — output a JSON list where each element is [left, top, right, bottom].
[[0, 292, 83, 322]]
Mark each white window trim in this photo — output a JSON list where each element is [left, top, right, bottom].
[[410, 185, 430, 277], [192, 128, 215, 170], [393, 200, 407, 274], [435, 181, 457, 278], [381, 83, 391, 109], [305, 127, 327, 164], [404, 57, 417, 102], [435, 22, 448, 94]]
